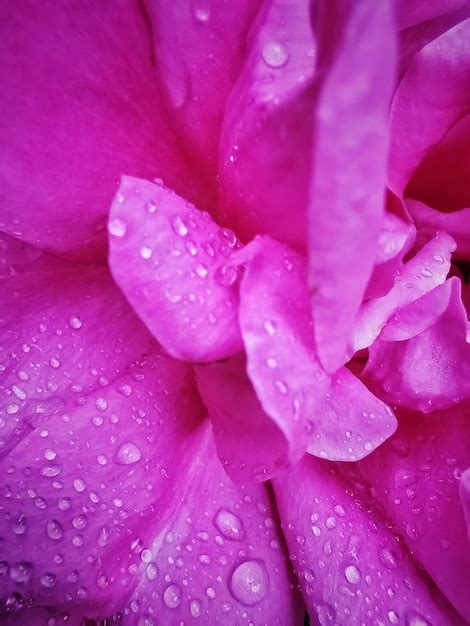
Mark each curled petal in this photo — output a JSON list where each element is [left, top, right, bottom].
[[108, 176, 243, 362], [364, 277, 470, 412], [396, 0, 468, 30], [309, 0, 397, 372], [353, 231, 455, 351], [460, 468, 470, 540]]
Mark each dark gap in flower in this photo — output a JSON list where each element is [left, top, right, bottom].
[[454, 259, 470, 283], [304, 610, 311, 625]]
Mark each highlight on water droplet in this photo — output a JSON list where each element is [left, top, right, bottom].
[[108, 217, 128, 238], [228, 559, 269, 606], [262, 41, 289, 68], [115, 441, 142, 465]]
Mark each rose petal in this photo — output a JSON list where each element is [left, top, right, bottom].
[[408, 200, 470, 258], [460, 468, 470, 539], [0, 349, 204, 617], [235, 236, 329, 463], [357, 406, 470, 622], [389, 18, 470, 197], [309, 0, 396, 372], [196, 354, 292, 482], [274, 456, 463, 625], [307, 367, 397, 462], [364, 277, 470, 412], [219, 0, 316, 250], [396, 0, 468, 30], [144, 0, 261, 177], [0, 250, 157, 457], [353, 231, 455, 352], [115, 426, 303, 625], [108, 176, 243, 362], [0, 1, 203, 259]]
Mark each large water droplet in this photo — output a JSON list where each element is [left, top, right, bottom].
[[163, 583, 182, 609], [405, 612, 431, 626], [379, 547, 398, 569], [115, 441, 142, 465], [262, 41, 289, 68], [214, 509, 245, 541], [229, 559, 269, 606], [171, 216, 189, 237], [189, 598, 202, 618], [68, 315, 82, 330]]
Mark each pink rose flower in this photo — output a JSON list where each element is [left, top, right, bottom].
[[1, 1, 469, 625]]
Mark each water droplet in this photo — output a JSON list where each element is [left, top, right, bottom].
[[47, 519, 63, 540], [11, 515, 26, 535], [146, 562, 158, 581], [10, 562, 33, 583], [229, 560, 269, 606], [190, 598, 202, 618], [317, 604, 336, 625], [275, 380, 288, 394], [72, 478, 86, 493], [344, 564, 361, 584], [265, 357, 277, 369], [214, 509, 246, 541], [40, 572, 57, 588], [214, 264, 238, 286], [264, 320, 277, 336], [140, 246, 152, 260], [262, 41, 289, 68], [108, 218, 127, 238], [196, 263, 208, 278], [421, 267, 433, 277], [115, 441, 142, 465], [406, 612, 431, 626], [68, 315, 82, 330], [163, 583, 182, 609], [146, 201, 157, 214], [171, 216, 189, 237], [433, 254, 444, 264]]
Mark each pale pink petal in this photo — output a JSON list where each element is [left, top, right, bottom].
[[0, 2, 203, 259], [115, 425, 303, 625], [396, 0, 468, 29], [389, 19, 470, 197], [144, 0, 261, 177], [309, 0, 396, 372], [307, 368, 397, 462], [357, 407, 470, 622], [274, 456, 463, 625], [460, 468, 470, 539], [408, 200, 470, 258], [353, 231, 455, 352], [196, 355, 292, 482], [219, 0, 316, 250], [108, 176, 242, 362], [236, 236, 329, 463], [364, 277, 470, 412]]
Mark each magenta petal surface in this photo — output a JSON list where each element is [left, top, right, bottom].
[[144, 0, 261, 176], [389, 18, 470, 197], [460, 468, 470, 539], [274, 456, 462, 625], [396, 0, 468, 29], [108, 176, 243, 362], [307, 368, 397, 462], [353, 231, 455, 351], [219, 0, 315, 250], [309, 0, 396, 372], [357, 407, 470, 622], [196, 355, 292, 482], [236, 236, 329, 462], [118, 425, 303, 625], [364, 277, 470, 412], [0, 1, 199, 258]]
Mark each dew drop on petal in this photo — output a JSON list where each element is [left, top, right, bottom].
[[213, 509, 246, 541], [229, 559, 269, 606], [262, 41, 289, 68], [68, 316, 82, 330], [163, 583, 182, 609], [115, 441, 142, 465], [46, 519, 63, 540], [108, 218, 127, 238], [344, 564, 361, 584]]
